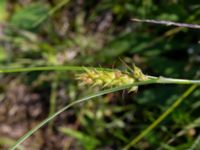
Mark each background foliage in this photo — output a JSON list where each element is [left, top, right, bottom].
[[0, 0, 200, 149]]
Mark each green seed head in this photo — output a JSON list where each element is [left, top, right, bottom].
[[76, 65, 147, 92], [132, 64, 148, 81]]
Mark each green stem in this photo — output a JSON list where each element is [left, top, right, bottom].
[[0, 66, 200, 85], [123, 85, 198, 150], [0, 66, 84, 73], [0, 66, 113, 73], [156, 76, 200, 85]]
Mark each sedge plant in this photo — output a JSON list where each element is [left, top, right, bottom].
[[0, 65, 198, 150], [2, 11, 199, 149]]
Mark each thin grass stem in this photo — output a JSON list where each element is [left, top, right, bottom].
[[0, 66, 200, 85], [0, 66, 113, 73]]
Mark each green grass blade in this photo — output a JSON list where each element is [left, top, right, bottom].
[[9, 79, 156, 150], [0, 66, 114, 73], [123, 85, 198, 150]]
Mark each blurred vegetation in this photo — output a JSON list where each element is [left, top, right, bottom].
[[0, 0, 200, 150]]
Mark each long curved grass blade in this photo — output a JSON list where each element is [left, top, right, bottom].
[[9, 79, 156, 150], [123, 85, 198, 150]]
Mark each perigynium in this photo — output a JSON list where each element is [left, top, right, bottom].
[[76, 65, 148, 92]]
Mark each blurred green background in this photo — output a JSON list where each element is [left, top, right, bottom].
[[0, 0, 200, 149]]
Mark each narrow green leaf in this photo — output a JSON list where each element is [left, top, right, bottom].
[[9, 79, 156, 150]]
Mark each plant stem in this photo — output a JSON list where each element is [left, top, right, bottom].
[[156, 76, 200, 84], [123, 85, 198, 150], [0, 66, 200, 85], [0, 66, 113, 73]]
